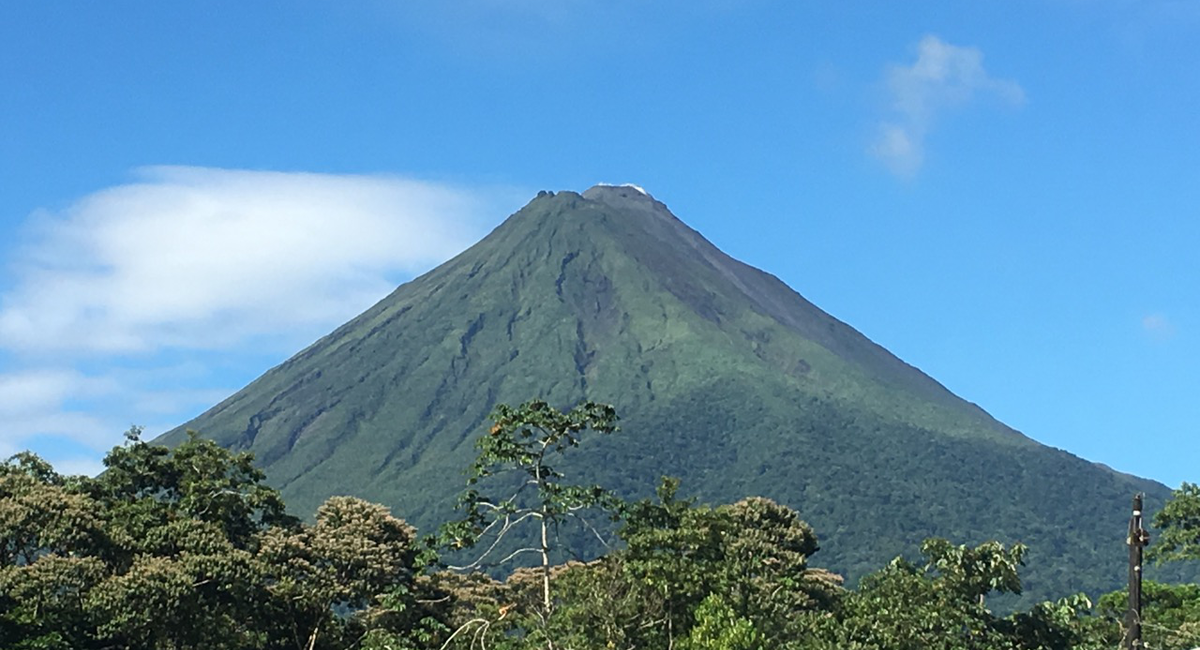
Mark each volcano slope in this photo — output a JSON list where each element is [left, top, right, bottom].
[[162, 184, 1176, 603]]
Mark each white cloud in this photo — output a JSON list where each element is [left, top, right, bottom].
[[1, 167, 511, 354], [870, 125, 923, 179], [0, 405, 115, 452], [870, 36, 1025, 178], [0, 369, 114, 417], [0, 369, 118, 451], [0, 168, 523, 470]]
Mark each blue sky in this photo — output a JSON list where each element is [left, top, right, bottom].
[[1, 1, 1196, 487]]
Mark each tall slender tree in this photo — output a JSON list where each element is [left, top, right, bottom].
[[438, 399, 620, 618]]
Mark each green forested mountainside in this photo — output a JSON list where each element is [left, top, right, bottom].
[[160, 185, 1177, 604]]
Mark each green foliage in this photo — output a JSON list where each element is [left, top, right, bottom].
[[0, 554, 106, 650], [1080, 483, 1200, 649], [428, 474, 837, 649], [257, 496, 426, 649], [998, 594, 1101, 650], [537, 558, 649, 649], [829, 555, 1008, 650], [720, 496, 841, 627], [681, 594, 763, 650], [920, 538, 1026, 603], [595, 478, 839, 647], [0, 452, 108, 567], [1151, 482, 1200, 565], [1092, 581, 1200, 650], [5, 409, 1200, 650], [93, 428, 296, 554], [0, 431, 440, 650], [618, 476, 730, 642], [438, 399, 620, 616], [813, 540, 1096, 650], [448, 399, 621, 549]]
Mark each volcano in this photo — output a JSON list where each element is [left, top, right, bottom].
[[163, 184, 1172, 603]]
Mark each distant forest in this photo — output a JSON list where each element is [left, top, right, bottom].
[[3, 399, 1199, 650]]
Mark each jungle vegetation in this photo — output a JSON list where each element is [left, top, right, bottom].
[[4, 400, 1199, 650]]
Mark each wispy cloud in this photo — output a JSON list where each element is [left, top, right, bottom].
[[1142, 313, 1177, 341], [0, 167, 522, 470], [870, 36, 1025, 178], [0, 368, 118, 466], [1, 167, 512, 354]]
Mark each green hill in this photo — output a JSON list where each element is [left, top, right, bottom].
[[161, 184, 1176, 604]]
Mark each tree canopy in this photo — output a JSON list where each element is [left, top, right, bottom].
[[3, 405, 1199, 650]]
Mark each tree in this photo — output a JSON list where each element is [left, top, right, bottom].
[[438, 399, 620, 620], [1091, 581, 1200, 650], [919, 538, 1025, 606], [615, 478, 839, 648], [1150, 483, 1200, 565], [812, 538, 1095, 650], [538, 558, 650, 650], [86, 529, 262, 650], [618, 477, 731, 647], [91, 428, 295, 554], [0, 430, 439, 650], [0, 433, 275, 650], [0, 452, 108, 568], [257, 496, 430, 650], [720, 496, 841, 635], [82, 429, 298, 649], [0, 452, 110, 649]]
